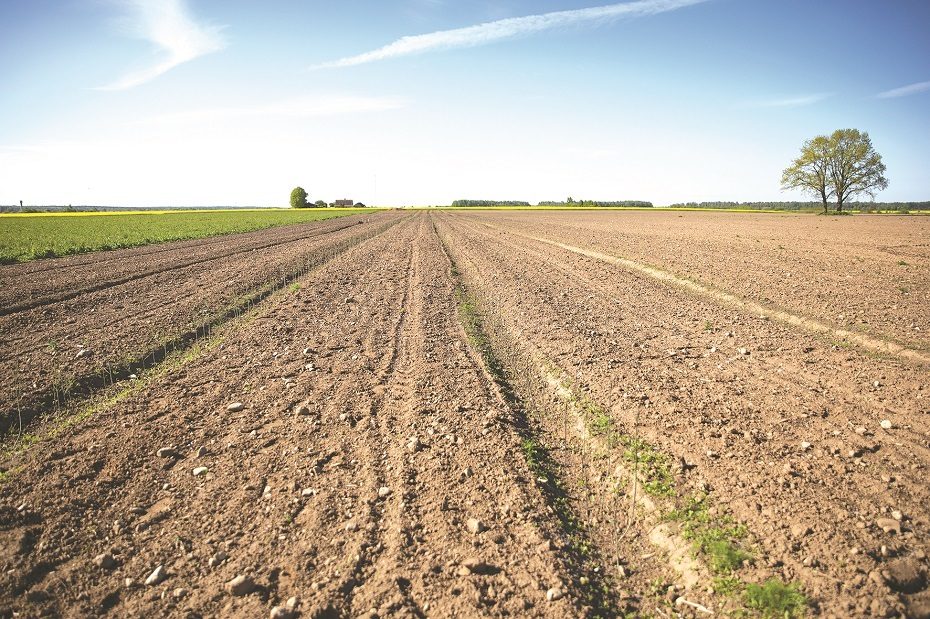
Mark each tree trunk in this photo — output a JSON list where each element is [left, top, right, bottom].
[[837, 196, 844, 212]]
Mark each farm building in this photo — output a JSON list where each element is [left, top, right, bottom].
[[334, 199, 354, 207]]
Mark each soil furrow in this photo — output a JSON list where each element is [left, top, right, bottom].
[[0, 214, 404, 437], [531, 231, 930, 365], [0, 217, 371, 316], [1, 213, 583, 618], [436, 211, 930, 617], [471, 210, 930, 352], [3, 208, 927, 618]]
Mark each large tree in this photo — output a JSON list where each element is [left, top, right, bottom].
[[781, 135, 834, 213], [828, 129, 889, 212], [290, 186, 309, 209], [782, 130, 889, 213]]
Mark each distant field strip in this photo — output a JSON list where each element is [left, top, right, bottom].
[[0, 209, 368, 263], [524, 234, 930, 366]]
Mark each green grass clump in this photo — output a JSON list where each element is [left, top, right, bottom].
[[522, 438, 543, 477], [666, 494, 752, 573], [619, 436, 675, 497], [702, 535, 753, 573], [744, 579, 807, 618], [587, 406, 612, 436], [0, 209, 367, 263], [579, 400, 674, 497], [712, 574, 744, 596]]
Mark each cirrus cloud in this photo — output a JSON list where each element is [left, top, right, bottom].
[[99, 0, 226, 91], [312, 0, 709, 69], [876, 80, 930, 99]]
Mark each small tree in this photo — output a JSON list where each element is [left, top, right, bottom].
[[828, 129, 888, 212], [781, 135, 834, 213], [290, 187, 309, 209], [314, 200, 326, 208]]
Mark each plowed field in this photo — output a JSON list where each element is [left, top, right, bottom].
[[2, 210, 928, 618]]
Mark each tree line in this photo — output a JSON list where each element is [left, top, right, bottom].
[[451, 199, 653, 207], [451, 200, 531, 207], [538, 199, 653, 207]]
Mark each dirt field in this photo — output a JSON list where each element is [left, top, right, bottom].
[[0, 211, 403, 435], [1, 210, 928, 618]]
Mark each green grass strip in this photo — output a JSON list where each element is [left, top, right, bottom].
[[0, 208, 368, 263]]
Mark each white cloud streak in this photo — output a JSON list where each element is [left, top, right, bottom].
[[876, 80, 930, 99], [99, 0, 226, 90], [312, 0, 708, 69], [742, 93, 832, 109], [145, 95, 407, 124]]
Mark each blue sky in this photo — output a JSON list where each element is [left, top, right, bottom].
[[1, 0, 928, 207]]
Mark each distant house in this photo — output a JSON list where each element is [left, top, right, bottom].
[[334, 199, 354, 207]]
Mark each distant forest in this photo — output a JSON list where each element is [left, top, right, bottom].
[[666, 201, 930, 212], [537, 200, 653, 208], [451, 199, 653, 207], [450, 200, 532, 207]]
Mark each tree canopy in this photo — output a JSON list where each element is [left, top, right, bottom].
[[290, 187, 309, 209], [829, 129, 889, 211], [781, 135, 834, 212]]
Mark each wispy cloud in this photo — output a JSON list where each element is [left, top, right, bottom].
[[99, 0, 226, 90], [145, 95, 407, 124], [876, 80, 930, 99], [312, 0, 708, 69], [741, 93, 832, 109]]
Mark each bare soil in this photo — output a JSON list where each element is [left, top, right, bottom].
[[478, 210, 930, 352], [1, 210, 928, 618], [0, 212, 404, 434]]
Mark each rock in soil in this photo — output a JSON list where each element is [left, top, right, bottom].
[[466, 518, 485, 534], [270, 606, 295, 619], [208, 550, 227, 567], [225, 574, 256, 596], [144, 565, 165, 586], [546, 587, 564, 601], [876, 517, 902, 534]]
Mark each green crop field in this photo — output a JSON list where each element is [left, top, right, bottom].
[[0, 208, 369, 263]]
